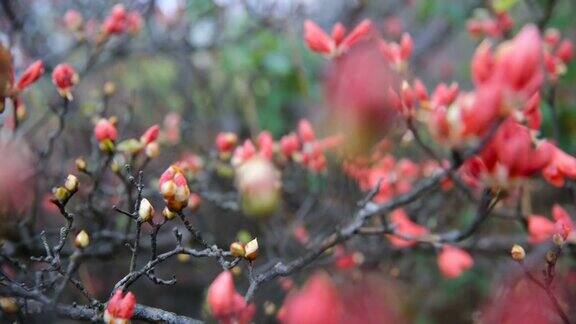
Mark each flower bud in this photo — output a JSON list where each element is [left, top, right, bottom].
[[235, 157, 281, 219], [216, 132, 239, 153], [75, 157, 87, 172], [53, 186, 70, 203], [52, 63, 79, 99], [162, 207, 176, 220], [145, 142, 160, 159], [138, 198, 154, 223], [110, 160, 121, 174], [94, 118, 118, 143], [75, 230, 90, 249], [104, 290, 136, 324], [244, 238, 259, 261], [510, 244, 525, 261], [229, 242, 245, 258], [140, 125, 160, 145], [99, 138, 115, 153], [158, 166, 190, 212], [0, 297, 18, 314], [103, 81, 116, 96], [64, 174, 79, 193]]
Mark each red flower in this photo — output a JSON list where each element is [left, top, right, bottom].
[[94, 118, 117, 142], [159, 165, 190, 212], [207, 271, 255, 324], [104, 290, 136, 323], [278, 272, 342, 324], [387, 209, 429, 248], [140, 124, 160, 145], [52, 63, 78, 98], [304, 19, 372, 57], [437, 246, 474, 279], [15, 60, 44, 92], [542, 144, 576, 187]]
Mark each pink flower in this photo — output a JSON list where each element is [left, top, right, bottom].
[[94, 118, 117, 142], [15, 60, 44, 92], [279, 133, 300, 158], [278, 272, 342, 324], [207, 271, 255, 324], [378, 33, 413, 70], [159, 165, 190, 212], [304, 19, 373, 57], [104, 290, 136, 323], [52, 63, 78, 97], [140, 124, 160, 145], [387, 209, 429, 248], [542, 144, 576, 187], [527, 215, 555, 243], [437, 246, 474, 279], [297, 119, 316, 142]]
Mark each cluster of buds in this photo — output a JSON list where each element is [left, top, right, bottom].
[[102, 4, 143, 37], [52, 174, 79, 204], [104, 290, 136, 324], [207, 271, 255, 324], [543, 28, 574, 82], [437, 245, 474, 279], [159, 166, 190, 213], [94, 117, 118, 152], [304, 19, 373, 58], [52, 63, 79, 99], [229, 238, 259, 261], [137, 198, 155, 223], [378, 33, 413, 72], [235, 156, 281, 218], [467, 9, 514, 38], [74, 230, 90, 249]]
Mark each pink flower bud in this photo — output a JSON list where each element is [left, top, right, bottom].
[[159, 166, 190, 212], [557, 39, 574, 64], [140, 124, 160, 145], [387, 209, 429, 248], [103, 4, 127, 35], [52, 63, 78, 97], [331, 23, 346, 46], [527, 215, 555, 243], [303, 20, 333, 55], [235, 156, 281, 218], [207, 271, 255, 324], [16, 60, 44, 92], [104, 290, 136, 323], [279, 133, 300, 158], [340, 19, 372, 50], [437, 246, 473, 279], [399, 33, 413, 61], [94, 118, 118, 142], [216, 132, 238, 153], [297, 119, 316, 142], [64, 9, 83, 31]]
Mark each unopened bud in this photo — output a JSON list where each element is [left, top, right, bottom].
[[53, 186, 70, 202], [75, 157, 87, 172], [244, 238, 259, 261], [145, 142, 160, 158], [99, 138, 115, 153], [510, 244, 525, 261], [75, 230, 90, 249], [138, 198, 154, 222], [64, 174, 79, 193], [177, 253, 191, 263], [162, 207, 176, 220], [0, 297, 18, 314], [111, 160, 121, 174], [229, 242, 245, 258], [103, 81, 116, 96]]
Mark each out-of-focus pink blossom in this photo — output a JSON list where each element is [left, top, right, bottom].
[[104, 290, 136, 323], [387, 209, 429, 248], [437, 245, 473, 279], [304, 19, 373, 58], [140, 125, 160, 145], [52, 63, 78, 98], [15, 60, 44, 92], [207, 271, 255, 324]]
